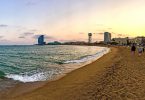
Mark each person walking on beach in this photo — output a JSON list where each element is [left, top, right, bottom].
[[138, 45, 143, 56], [143, 47, 144, 52], [131, 44, 136, 55]]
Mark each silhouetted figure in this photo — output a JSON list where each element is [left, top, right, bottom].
[[131, 44, 136, 55], [143, 47, 144, 52]]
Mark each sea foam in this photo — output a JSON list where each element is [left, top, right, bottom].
[[6, 73, 47, 83], [6, 69, 62, 83], [64, 47, 110, 64]]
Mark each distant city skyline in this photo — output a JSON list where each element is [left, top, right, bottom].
[[0, 0, 145, 45]]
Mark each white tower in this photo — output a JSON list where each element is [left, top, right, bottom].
[[88, 33, 92, 43]]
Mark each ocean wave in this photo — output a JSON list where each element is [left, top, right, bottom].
[[64, 47, 110, 64], [6, 72, 47, 83], [5, 69, 62, 83]]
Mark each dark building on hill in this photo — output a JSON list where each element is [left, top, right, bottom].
[[38, 35, 46, 45]]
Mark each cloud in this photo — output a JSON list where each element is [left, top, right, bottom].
[[113, 33, 127, 37], [23, 32, 34, 36], [97, 33, 104, 35], [25, 1, 36, 6], [117, 34, 123, 37], [30, 29, 37, 32], [0, 36, 4, 39], [79, 32, 85, 34], [96, 24, 104, 26], [107, 28, 112, 30], [18, 36, 25, 39], [25, 0, 41, 6], [45, 36, 54, 39], [112, 32, 116, 34], [18, 32, 35, 39], [0, 24, 8, 27]]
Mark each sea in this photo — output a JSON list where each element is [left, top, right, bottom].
[[0, 45, 109, 90]]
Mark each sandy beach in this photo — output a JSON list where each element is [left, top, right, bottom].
[[1, 46, 145, 100]]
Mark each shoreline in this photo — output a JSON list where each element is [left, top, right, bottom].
[[0, 47, 115, 100]]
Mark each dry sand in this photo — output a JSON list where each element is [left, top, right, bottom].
[[1, 46, 145, 100]]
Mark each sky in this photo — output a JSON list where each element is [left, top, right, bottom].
[[0, 0, 145, 45]]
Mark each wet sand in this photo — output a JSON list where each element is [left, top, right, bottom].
[[1, 46, 145, 100]]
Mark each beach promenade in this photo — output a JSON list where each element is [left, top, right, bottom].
[[1, 46, 145, 100]]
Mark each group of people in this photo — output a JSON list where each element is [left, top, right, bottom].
[[131, 44, 144, 56]]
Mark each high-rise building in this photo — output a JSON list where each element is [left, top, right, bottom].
[[88, 33, 92, 43], [38, 35, 46, 45], [104, 32, 111, 44]]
